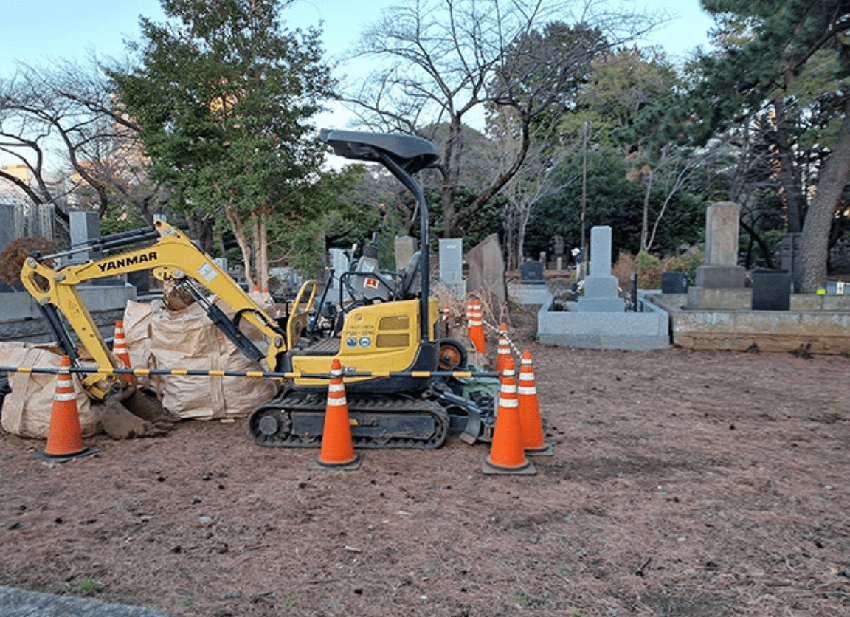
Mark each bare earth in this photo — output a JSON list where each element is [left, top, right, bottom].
[[2, 316, 850, 616]]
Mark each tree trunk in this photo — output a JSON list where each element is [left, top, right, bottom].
[[774, 97, 805, 233], [258, 212, 268, 292], [439, 117, 463, 238], [800, 97, 850, 292], [226, 206, 255, 291], [640, 167, 654, 253], [458, 123, 530, 236]]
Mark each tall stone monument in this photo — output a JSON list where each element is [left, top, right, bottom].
[[466, 234, 505, 302], [439, 238, 466, 297], [394, 235, 417, 272], [687, 201, 751, 309], [69, 210, 102, 263], [328, 247, 351, 303], [0, 203, 16, 257], [577, 226, 624, 312]]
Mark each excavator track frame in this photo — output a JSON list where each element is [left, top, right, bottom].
[[247, 391, 451, 449]]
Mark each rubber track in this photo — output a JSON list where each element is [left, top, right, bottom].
[[248, 392, 450, 449]]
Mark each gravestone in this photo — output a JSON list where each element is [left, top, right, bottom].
[[69, 210, 102, 263], [466, 234, 505, 302], [577, 226, 624, 312], [513, 259, 551, 305], [439, 238, 465, 296], [553, 235, 566, 269], [328, 247, 351, 303], [520, 260, 545, 285], [0, 204, 16, 256], [394, 235, 417, 272], [554, 235, 565, 257], [661, 272, 689, 294], [69, 210, 127, 286], [0, 204, 16, 291], [695, 202, 746, 287], [687, 202, 751, 309], [33, 204, 54, 240], [780, 232, 802, 293], [751, 270, 791, 311]]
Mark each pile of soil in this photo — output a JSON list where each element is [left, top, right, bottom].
[[1, 310, 849, 616]]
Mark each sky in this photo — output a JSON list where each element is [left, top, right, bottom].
[[0, 0, 716, 135]]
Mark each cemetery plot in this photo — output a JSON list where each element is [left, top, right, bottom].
[[0, 317, 848, 616]]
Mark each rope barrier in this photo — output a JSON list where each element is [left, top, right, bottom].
[[481, 318, 523, 356], [0, 365, 501, 381]]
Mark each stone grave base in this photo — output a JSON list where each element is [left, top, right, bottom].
[[0, 287, 138, 344], [536, 301, 669, 351], [687, 287, 752, 310], [509, 284, 553, 306], [650, 293, 850, 355]]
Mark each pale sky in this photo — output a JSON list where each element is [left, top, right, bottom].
[[0, 0, 714, 76], [0, 0, 715, 136]]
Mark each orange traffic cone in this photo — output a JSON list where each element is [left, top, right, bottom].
[[494, 323, 512, 376], [468, 300, 486, 354], [112, 320, 133, 383], [482, 358, 535, 475], [441, 303, 450, 338], [312, 359, 362, 470], [33, 355, 97, 463], [518, 350, 552, 455], [465, 299, 474, 345]]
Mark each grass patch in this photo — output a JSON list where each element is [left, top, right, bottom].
[[73, 576, 104, 595]]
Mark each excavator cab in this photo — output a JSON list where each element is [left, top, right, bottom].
[[247, 130, 493, 449], [280, 130, 441, 393]]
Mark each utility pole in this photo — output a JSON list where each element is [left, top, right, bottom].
[[580, 120, 589, 278]]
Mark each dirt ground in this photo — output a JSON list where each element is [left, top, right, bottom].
[[2, 307, 850, 617]]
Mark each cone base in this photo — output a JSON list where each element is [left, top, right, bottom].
[[310, 452, 363, 470], [526, 442, 554, 456], [32, 447, 99, 464], [481, 454, 536, 475]]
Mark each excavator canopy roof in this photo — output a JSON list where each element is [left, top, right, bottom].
[[320, 129, 438, 174]]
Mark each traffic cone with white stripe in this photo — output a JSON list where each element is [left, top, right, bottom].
[[33, 355, 97, 462], [468, 299, 486, 354], [494, 323, 512, 376], [481, 358, 535, 475], [518, 350, 552, 455], [112, 320, 133, 383], [312, 359, 362, 470]]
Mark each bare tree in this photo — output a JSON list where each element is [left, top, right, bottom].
[[0, 58, 164, 234], [343, 0, 661, 237], [486, 108, 577, 268]]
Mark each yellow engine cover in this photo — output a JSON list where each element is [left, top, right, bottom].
[[291, 299, 438, 386]]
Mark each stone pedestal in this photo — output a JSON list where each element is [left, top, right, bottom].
[[687, 287, 752, 310], [695, 265, 746, 289]]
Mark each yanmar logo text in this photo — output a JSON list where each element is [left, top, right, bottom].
[[97, 251, 157, 272]]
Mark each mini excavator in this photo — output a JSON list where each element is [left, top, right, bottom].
[[20, 130, 495, 448]]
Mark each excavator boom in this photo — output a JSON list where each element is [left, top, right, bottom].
[[20, 220, 289, 399]]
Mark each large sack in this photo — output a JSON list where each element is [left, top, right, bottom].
[[0, 343, 101, 438], [122, 300, 156, 393], [149, 301, 277, 420]]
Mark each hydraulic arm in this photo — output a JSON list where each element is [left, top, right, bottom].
[[20, 220, 289, 400]]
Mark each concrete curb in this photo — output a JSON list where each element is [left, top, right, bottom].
[[0, 586, 177, 617]]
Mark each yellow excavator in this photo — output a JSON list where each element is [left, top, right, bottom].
[[20, 130, 494, 448]]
